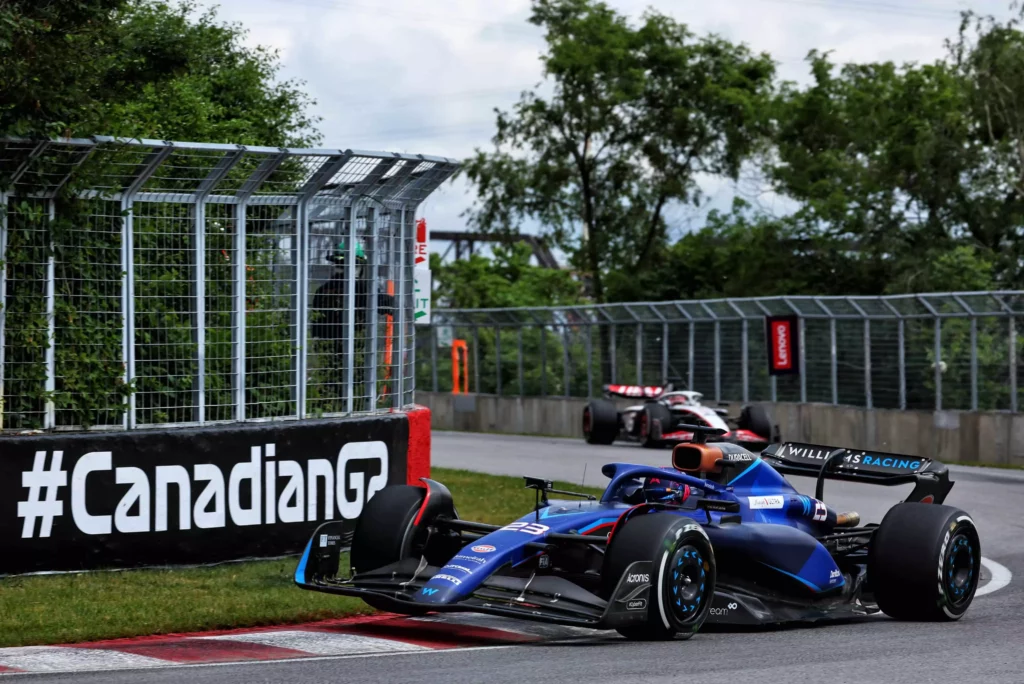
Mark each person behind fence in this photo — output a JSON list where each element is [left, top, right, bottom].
[[310, 240, 395, 404]]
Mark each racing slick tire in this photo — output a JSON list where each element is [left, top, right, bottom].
[[737, 404, 772, 441], [868, 502, 981, 621], [639, 403, 673, 449], [583, 399, 619, 445], [350, 484, 430, 615], [601, 513, 716, 641]]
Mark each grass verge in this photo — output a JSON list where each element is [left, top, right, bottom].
[[0, 467, 605, 648]]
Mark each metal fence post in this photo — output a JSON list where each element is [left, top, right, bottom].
[[540, 324, 547, 397], [295, 198, 311, 419], [396, 206, 408, 408], [610, 323, 617, 383], [934, 318, 942, 411], [517, 326, 524, 395], [714, 320, 721, 402], [344, 206, 357, 414], [1011, 317, 1018, 413], [192, 198, 206, 424], [473, 325, 479, 394], [970, 317, 978, 411], [898, 319, 906, 410], [662, 322, 669, 386], [495, 326, 502, 396], [864, 319, 872, 409], [431, 324, 438, 392], [44, 200, 56, 429], [830, 317, 838, 405], [563, 324, 570, 397], [688, 322, 695, 391], [741, 318, 749, 403], [233, 201, 247, 421], [636, 323, 643, 386], [586, 323, 593, 397], [0, 193, 6, 428], [799, 317, 807, 403], [366, 204, 379, 412]]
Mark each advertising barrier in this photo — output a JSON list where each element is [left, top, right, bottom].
[[1, 408, 432, 575]]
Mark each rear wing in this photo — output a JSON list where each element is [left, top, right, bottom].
[[602, 384, 668, 399], [760, 442, 953, 504]]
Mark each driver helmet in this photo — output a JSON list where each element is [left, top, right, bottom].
[[643, 476, 691, 504], [327, 239, 366, 264]]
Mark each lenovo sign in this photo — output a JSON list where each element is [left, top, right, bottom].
[[765, 315, 800, 376]]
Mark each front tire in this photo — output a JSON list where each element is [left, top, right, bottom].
[[602, 513, 716, 640], [350, 484, 429, 615], [584, 399, 619, 445], [737, 404, 772, 440], [868, 502, 981, 621], [639, 403, 673, 449]]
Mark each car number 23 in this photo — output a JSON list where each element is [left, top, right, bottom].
[[499, 521, 550, 535]]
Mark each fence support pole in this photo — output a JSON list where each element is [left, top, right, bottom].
[[295, 199, 312, 419], [192, 199, 206, 424], [610, 324, 617, 384], [586, 323, 593, 397], [714, 321, 721, 402], [517, 326, 524, 395], [742, 319, 749, 403], [970, 317, 978, 411], [898, 319, 906, 410], [688, 322, 695, 391], [396, 206, 408, 407], [431, 325, 438, 392], [540, 325, 547, 396], [662, 322, 669, 386], [366, 205, 379, 412], [0, 193, 6, 429], [830, 318, 838, 405], [636, 323, 643, 386], [473, 325, 479, 394], [563, 324, 570, 397], [345, 207, 357, 414], [1011, 317, 1018, 413], [864, 319, 872, 409], [232, 202, 247, 421], [934, 318, 942, 411], [799, 317, 807, 403], [495, 326, 502, 397], [45, 200, 56, 429]]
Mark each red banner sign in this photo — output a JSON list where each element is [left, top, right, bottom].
[[765, 315, 800, 376]]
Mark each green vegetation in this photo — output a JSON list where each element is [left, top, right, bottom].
[[0, 467, 604, 647]]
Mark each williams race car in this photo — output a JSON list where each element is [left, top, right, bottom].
[[294, 426, 981, 641], [583, 384, 779, 450]]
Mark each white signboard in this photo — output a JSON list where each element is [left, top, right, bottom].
[[414, 268, 431, 325], [436, 326, 454, 348], [415, 218, 428, 268]]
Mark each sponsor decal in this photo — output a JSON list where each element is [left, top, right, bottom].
[[538, 555, 550, 569], [471, 545, 496, 553], [830, 569, 842, 584], [16, 442, 387, 539], [453, 554, 488, 564], [710, 603, 737, 616], [626, 572, 650, 584], [813, 501, 827, 522], [747, 495, 785, 510], [724, 452, 755, 461], [433, 574, 463, 586], [775, 445, 921, 472], [499, 521, 550, 535], [443, 564, 474, 574], [765, 315, 800, 376], [626, 599, 647, 611], [319, 534, 328, 547], [422, 587, 438, 596]]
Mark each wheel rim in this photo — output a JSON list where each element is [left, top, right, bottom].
[[668, 543, 706, 624], [639, 413, 648, 440], [944, 532, 977, 607]]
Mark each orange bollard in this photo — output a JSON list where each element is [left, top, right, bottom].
[[451, 339, 469, 394]]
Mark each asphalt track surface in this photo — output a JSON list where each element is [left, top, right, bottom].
[[22, 431, 1023, 684]]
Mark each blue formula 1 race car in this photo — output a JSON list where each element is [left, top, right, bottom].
[[295, 425, 982, 641]]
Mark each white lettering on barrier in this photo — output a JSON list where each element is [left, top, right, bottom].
[[18, 441, 389, 538]]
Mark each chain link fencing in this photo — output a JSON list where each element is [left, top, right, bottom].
[[0, 137, 457, 431], [421, 293, 1024, 412]]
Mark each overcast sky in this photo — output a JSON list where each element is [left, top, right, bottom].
[[195, 0, 1012, 249]]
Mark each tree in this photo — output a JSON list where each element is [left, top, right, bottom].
[[459, 0, 776, 305]]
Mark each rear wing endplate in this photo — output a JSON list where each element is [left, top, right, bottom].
[[760, 442, 954, 504]]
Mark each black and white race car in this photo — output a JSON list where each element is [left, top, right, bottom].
[[582, 384, 779, 450]]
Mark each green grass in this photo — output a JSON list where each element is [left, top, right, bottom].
[[0, 467, 605, 648]]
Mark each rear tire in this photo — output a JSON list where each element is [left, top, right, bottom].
[[602, 513, 716, 640], [737, 404, 772, 440], [868, 502, 981, 621], [584, 399, 619, 445], [640, 403, 673, 449], [350, 484, 430, 615]]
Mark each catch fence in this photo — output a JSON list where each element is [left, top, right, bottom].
[[422, 293, 1024, 413], [0, 137, 457, 431]]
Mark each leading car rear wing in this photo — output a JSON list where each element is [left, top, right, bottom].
[[760, 442, 954, 505]]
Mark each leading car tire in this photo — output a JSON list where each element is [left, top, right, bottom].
[[350, 484, 430, 615], [601, 512, 716, 640], [583, 399, 619, 445], [639, 403, 673, 449], [737, 404, 772, 440], [868, 502, 981, 621]]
